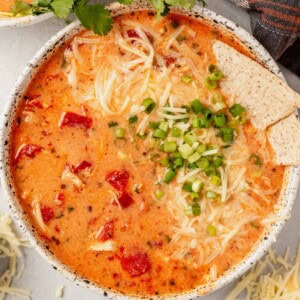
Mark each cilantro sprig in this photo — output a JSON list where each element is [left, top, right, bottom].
[[12, 0, 206, 36]]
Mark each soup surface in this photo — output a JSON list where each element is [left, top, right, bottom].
[[10, 11, 285, 296], [0, 0, 32, 13]]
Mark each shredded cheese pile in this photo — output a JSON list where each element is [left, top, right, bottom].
[[227, 245, 300, 300], [0, 213, 30, 299]]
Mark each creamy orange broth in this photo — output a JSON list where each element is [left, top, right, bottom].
[[0, 0, 32, 13], [10, 12, 285, 296]]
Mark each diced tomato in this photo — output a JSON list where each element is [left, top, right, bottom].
[[105, 170, 130, 191], [164, 56, 177, 67], [127, 29, 140, 38], [118, 191, 133, 209], [24, 94, 43, 109], [39, 234, 51, 242], [14, 143, 42, 163], [41, 206, 55, 223], [120, 250, 151, 277], [96, 220, 114, 241], [55, 225, 61, 233], [54, 193, 65, 206], [58, 112, 92, 130], [74, 160, 92, 174]]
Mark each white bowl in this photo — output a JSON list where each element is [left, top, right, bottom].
[[0, 11, 52, 28], [1, 2, 299, 299]]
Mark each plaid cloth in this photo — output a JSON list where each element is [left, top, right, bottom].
[[230, 0, 300, 76]]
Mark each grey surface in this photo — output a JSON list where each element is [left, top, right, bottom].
[[0, 1, 299, 299]]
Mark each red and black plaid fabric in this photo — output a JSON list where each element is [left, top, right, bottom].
[[230, 0, 300, 76]]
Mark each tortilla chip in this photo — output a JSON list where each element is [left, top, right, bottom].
[[267, 114, 300, 165], [213, 41, 300, 130]]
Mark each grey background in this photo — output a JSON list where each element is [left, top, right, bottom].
[[0, 0, 299, 299]]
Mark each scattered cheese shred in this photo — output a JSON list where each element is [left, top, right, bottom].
[[0, 213, 30, 299], [226, 244, 300, 300]]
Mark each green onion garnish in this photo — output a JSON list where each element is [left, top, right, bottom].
[[190, 192, 199, 201], [196, 157, 209, 170], [182, 181, 193, 192], [192, 117, 200, 128], [182, 75, 192, 84], [208, 64, 218, 73], [184, 203, 201, 216], [210, 69, 223, 81], [213, 113, 227, 128], [159, 157, 169, 167], [183, 132, 198, 145], [210, 175, 221, 186], [214, 156, 223, 167], [229, 103, 245, 117], [142, 98, 156, 114], [115, 127, 125, 139], [204, 108, 213, 120], [149, 121, 160, 129], [164, 169, 176, 183], [204, 77, 217, 90], [164, 141, 177, 153], [207, 225, 217, 236], [204, 165, 217, 176], [155, 189, 164, 200], [129, 115, 138, 124], [192, 180, 203, 193], [171, 127, 182, 137], [206, 191, 217, 199], [187, 152, 201, 164], [198, 117, 211, 128], [153, 129, 167, 140], [159, 121, 169, 132], [219, 127, 235, 142], [190, 99, 204, 114], [249, 153, 263, 166], [173, 157, 184, 168], [179, 143, 194, 159], [196, 144, 206, 154]]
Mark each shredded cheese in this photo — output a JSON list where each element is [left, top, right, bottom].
[[227, 245, 300, 300], [0, 213, 30, 299]]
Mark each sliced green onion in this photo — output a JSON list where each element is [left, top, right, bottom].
[[159, 121, 169, 132], [196, 144, 206, 154], [181, 105, 190, 113], [129, 115, 138, 124], [249, 153, 263, 166], [239, 115, 247, 125], [205, 165, 217, 176], [192, 117, 200, 128], [207, 225, 217, 236], [155, 189, 164, 200], [137, 132, 148, 140], [190, 99, 204, 114], [208, 64, 218, 73], [187, 152, 201, 164], [182, 181, 193, 192], [183, 132, 198, 145], [171, 152, 182, 158], [149, 121, 160, 129], [182, 75, 192, 84], [142, 98, 156, 114], [187, 162, 198, 170], [204, 77, 217, 90], [213, 113, 227, 128], [164, 141, 177, 153], [153, 129, 167, 140], [115, 127, 126, 139], [159, 157, 169, 167], [198, 117, 211, 128], [164, 169, 176, 183], [190, 192, 200, 201], [229, 103, 245, 117], [210, 69, 223, 81], [192, 180, 203, 193], [179, 143, 194, 159], [196, 157, 209, 170], [157, 143, 164, 151], [214, 156, 223, 167], [206, 191, 217, 199], [219, 127, 235, 142], [171, 127, 182, 137], [210, 175, 221, 186], [173, 157, 184, 168], [184, 203, 201, 216], [204, 108, 213, 120]]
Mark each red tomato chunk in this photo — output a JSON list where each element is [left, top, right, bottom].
[[74, 160, 92, 174], [117, 191, 133, 209], [120, 251, 151, 277], [105, 170, 130, 191], [41, 206, 55, 223], [14, 143, 42, 163], [96, 220, 114, 241], [58, 112, 92, 130]]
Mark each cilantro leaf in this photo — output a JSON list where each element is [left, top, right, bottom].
[[118, 0, 134, 4], [148, 0, 166, 16], [11, 0, 32, 16], [37, 0, 52, 7], [75, 4, 113, 36], [51, 0, 74, 19]]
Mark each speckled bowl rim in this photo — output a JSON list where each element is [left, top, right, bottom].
[[0, 12, 53, 28], [0, 2, 299, 299]]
